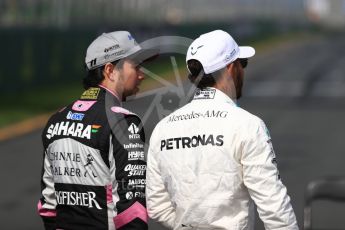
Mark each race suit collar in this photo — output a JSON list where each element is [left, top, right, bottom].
[[192, 87, 237, 106], [98, 84, 121, 102]]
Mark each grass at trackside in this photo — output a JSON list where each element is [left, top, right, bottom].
[[1, 84, 83, 128], [0, 110, 41, 128], [0, 29, 320, 128], [251, 30, 320, 52], [0, 57, 187, 128], [140, 55, 188, 90]]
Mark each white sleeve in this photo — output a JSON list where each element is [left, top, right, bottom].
[[38, 150, 57, 216], [241, 119, 298, 230], [146, 128, 176, 229]]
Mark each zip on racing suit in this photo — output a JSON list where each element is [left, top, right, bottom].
[[146, 87, 298, 230], [38, 85, 148, 230]]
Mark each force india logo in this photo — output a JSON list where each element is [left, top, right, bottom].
[[128, 123, 140, 140], [46, 122, 101, 140]]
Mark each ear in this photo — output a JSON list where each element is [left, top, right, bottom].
[[103, 63, 116, 81], [225, 61, 236, 76]]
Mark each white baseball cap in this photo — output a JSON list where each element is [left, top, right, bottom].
[[85, 31, 158, 70], [186, 30, 255, 74]]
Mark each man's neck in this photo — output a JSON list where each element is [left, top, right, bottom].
[[213, 84, 237, 101], [98, 84, 122, 101]]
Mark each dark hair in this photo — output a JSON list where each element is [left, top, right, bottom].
[[187, 59, 223, 89], [83, 60, 123, 89], [83, 65, 104, 89]]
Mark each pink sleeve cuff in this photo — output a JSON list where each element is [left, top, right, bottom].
[[114, 201, 148, 229], [37, 200, 56, 217]]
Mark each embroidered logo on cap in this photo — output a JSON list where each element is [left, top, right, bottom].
[[190, 45, 204, 55]]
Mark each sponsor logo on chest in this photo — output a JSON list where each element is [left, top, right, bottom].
[[128, 179, 146, 187], [128, 123, 140, 139], [161, 134, 224, 150], [168, 110, 228, 122], [46, 122, 101, 140], [128, 151, 145, 161], [55, 191, 102, 209], [125, 191, 145, 200], [124, 164, 146, 176], [66, 111, 85, 121], [123, 143, 144, 149]]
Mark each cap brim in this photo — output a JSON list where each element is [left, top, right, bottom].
[[239, 46, 255, 59], [127, 48, 159, 65]]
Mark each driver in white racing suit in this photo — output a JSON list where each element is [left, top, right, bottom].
[[146, 30, 298, 230]]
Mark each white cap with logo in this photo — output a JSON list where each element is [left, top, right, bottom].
[[186, 30, 255, 74], [85, 31, 157, 70]]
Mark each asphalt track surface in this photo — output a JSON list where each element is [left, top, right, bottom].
[[1, 33, 345, 230]]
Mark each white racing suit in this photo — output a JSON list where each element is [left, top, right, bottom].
[[146, 87, 298, 230]]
